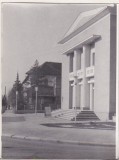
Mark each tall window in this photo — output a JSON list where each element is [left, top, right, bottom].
[[79, 52, 83, 69], [79, 49, 83, 69], [92, 52, 95, 66], [69, 53, 74, 72]]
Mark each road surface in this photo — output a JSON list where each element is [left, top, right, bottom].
[[2, 136, 115, 159]]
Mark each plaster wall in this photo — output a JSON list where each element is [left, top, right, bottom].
[[61, 14, 113, 120], [109, 15, 116, 118], [61, 56, 70, 109], [94, 15, 110, 115]]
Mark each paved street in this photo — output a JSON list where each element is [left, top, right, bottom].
[[2, 136, 116, 159], [2, 110, 116, 159], [2, 110, 115, 146]]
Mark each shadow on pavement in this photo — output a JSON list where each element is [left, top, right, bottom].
[[41, 122, 115, 130]]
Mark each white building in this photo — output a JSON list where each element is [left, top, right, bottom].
[[58, 5, 116, 121]]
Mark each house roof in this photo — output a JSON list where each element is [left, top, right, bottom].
[[22, 62, 61, 84], [22, 75, 29, 84], [59, 5, 116, 44], [26, 62, 61, 76]]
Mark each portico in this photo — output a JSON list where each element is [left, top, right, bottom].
[[68, 36, 97, 111]]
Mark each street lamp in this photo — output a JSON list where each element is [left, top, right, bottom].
[[35, 86, 38, 114], [16, 91, 18, 111], [71, 77, 77, 123]]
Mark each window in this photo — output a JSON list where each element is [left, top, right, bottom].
[[69, 53, 74, 72], [92, 52, 95, 66], [79, 52, 82, 69]]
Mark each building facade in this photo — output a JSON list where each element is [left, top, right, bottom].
[[59, 5, 116, 120], [22, 61, 61, 111]]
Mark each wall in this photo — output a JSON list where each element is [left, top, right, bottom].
[[94, 15, 110, 120], [109, 14, 116, 118], [61, 13, 114, 120], [61, 55, 70, 110]]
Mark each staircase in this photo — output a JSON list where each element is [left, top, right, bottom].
[[72, 110, 100, 121], [52, 109, 80, 120], [52, 109, 100, 121]]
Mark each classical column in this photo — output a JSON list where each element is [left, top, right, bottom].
[[81, 45, 90, 110], [72, 78, 77, 109], [72, 50, 77, 109], [72, 50, 80, 109], [90, 50, 94, 66], [73, 50, 80, 76]]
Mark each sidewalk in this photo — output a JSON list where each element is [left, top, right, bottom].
[[2, 110, 116, 146]]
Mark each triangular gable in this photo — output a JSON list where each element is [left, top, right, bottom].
[[59, 5, 115, 44], [64, 6, 106, 38]]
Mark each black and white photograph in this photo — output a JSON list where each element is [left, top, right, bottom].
[[1, 2, 118, 159]]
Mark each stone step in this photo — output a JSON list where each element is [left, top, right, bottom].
[[71, 110, 100, 121], [72, 118, 99, 121], [52, 109, 100, 121], [80, 111, 95, 113], [74, 116, 99, 119], [76, 115, 99, 118], [52, 109, 80, 120]]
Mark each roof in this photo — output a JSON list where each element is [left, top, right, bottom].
[[22, 75, 29, 84], [26, 62, 61, 76], [22, 62, 61, 84], [59, 5, 116, 44]]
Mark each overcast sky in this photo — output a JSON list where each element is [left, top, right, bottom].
[[2, 3, 107, 94]]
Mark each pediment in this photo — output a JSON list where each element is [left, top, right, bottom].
[[59, 5, 116, 44]]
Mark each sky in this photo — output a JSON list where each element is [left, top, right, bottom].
[[2, 3, 107, 94]]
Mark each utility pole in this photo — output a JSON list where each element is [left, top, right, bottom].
[[71, 78, 77, 123], [74, 78, 77, 123], [5, 86, 6, 96], [16, 91, 18, 111]]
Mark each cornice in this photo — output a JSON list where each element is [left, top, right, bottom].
[[62, 35, 101, 55]]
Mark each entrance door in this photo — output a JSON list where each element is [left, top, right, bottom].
[[90, 83, 94, 110], [77, 84, 81, 109], [69, 81, 73, 109], [92, 83, 94, 110]]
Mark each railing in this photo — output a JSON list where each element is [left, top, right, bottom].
[[77, 69, 83, 79], [69, 67, 94, 80], [86, 66, 95, 77]]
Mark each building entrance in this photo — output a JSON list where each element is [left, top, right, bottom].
[[90, 83, 94, 110]]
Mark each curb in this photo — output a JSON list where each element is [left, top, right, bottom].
[[2, 134, 115, 147]]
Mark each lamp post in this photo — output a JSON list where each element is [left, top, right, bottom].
[[74, 78, 77, 123], [23, 92, 27, 111], [71, 77, 77, 123], [35, 86, 38, 114], [16, 91, 18, 111]]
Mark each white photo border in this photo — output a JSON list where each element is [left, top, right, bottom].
[[0, 1, 118, 159]]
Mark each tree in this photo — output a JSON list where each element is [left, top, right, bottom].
[[2, 95, 7, 113], [30, 59, 39, 86], [8, 73, 24, 112]]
